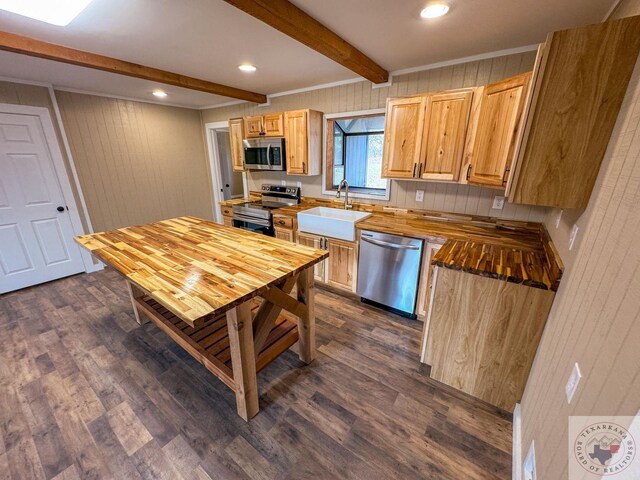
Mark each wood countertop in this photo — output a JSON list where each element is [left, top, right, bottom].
[[75, 216, 328, 326], [250, 194, 563, 292]]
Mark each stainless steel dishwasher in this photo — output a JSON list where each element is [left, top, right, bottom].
[[356, 230, 424, 318]]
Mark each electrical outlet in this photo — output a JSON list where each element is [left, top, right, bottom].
[[416, 190, 424, 202], [555, 209, 563, 229], [566, 362, 582, 404], [280, 180, 286, 186], [296, 181, 302, 189], [569, 224, 579, 250], [492, 196, 505, 210]]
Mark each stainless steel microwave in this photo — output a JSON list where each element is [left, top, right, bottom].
[[243, 138, 286, 171]]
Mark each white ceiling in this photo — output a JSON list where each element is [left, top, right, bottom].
[[0, 0, 616, 109]]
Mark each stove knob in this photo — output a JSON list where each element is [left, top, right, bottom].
[[262, 186, 267, 190]]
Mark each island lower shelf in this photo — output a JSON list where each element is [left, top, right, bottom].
[[134, 296, 299, 389]]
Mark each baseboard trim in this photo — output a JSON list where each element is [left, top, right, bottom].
[[512, 403, 522, 480]]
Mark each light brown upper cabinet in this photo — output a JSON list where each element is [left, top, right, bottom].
[[381, 96, 426, 179], [284, 109, 322, 176], [228, 118, 246, 172], [420, 90, 473, 181], [507, 15, 640, 209], [464, 72, 531, 188], [244, 112, 284, 138]]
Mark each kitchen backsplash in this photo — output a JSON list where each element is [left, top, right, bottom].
[[246, 171, 550, 223]]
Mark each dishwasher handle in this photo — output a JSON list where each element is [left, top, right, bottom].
[[361, 236, 420, 250]]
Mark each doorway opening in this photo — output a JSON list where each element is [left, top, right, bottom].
[[205, 122, 248, 223]]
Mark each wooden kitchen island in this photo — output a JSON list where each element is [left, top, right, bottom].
[[75, 216, 328, 420]]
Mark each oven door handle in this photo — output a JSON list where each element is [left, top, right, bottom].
[[232, 214, 272, 227], [361, 236, 420, 250]]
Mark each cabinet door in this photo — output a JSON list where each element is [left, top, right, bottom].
[[263, 113, 284, 136], [326, 238, 357, 292], [228, 118, 246, 172], [420, 90, 473, 181], [244, 115, 264, 138], [381, 96, 426, 179], [274, 228, 294, 243], [222, 216, 233, 227], [297, 232, 325, 282], [285, 110, 308, 175], [467, 72, 531, 187], [417, 242, 444, 317]]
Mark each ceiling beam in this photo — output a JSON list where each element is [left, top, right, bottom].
[[0, 31, 267, 104], [222, 0, 389, 84]]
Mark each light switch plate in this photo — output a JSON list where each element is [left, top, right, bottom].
[[569, 224, 579, 250], [566, 362, 582, 404], [416, 190, 424, 202], [492, 196, 505, 210]]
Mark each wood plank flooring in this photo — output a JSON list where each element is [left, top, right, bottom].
[[0, 268, 512, 479]]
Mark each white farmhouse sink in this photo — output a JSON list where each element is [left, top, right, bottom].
[[297, 207, 371, 242]]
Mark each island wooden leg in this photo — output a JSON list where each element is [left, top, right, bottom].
[[126, 281, 149, 325], [296, 266, 316, 364], [226, 302, 259, 421]]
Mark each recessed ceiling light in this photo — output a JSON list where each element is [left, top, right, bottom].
[[420, 3, 450, 19], [0, 0, 94, 26], [238, 64, 257, 73], [152, 90, 168, 98]]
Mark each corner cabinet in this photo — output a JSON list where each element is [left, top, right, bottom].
[[284, 110, 322, 176], [464, 72, 531, 188], [228, 118, 246, 172], [381, 96, 426, 179]]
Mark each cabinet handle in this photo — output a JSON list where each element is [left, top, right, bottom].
[[320, 238, 324, 249], [466, 164, 472, 180], [302, 161, 306, 173], [277, 219, 286, 225], [412, 163, 417, 177], [502, 168, 511, 186], [418, 163, 423, 177]]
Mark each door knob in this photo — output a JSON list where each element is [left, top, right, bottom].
[[57, 206, 65, 212]]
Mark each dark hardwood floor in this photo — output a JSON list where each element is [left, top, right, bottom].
[[0, 268, 512, 479]]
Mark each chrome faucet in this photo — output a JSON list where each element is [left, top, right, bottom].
[[336, 179, 353, 209]]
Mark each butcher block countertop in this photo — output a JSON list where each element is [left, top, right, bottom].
[[75, 216, 328, 325], [224, 194, 564, 292]]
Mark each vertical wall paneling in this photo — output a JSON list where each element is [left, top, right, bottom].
[[520, 1, 640, 477], [55, 91, 212, 232]]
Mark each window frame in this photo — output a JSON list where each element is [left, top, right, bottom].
[[322, 109, 391, 201]]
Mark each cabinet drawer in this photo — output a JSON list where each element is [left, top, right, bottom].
[[221, 207, 233, 217], [273, 215, 294, 229]]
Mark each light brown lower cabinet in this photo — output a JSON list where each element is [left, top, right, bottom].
[[274, 227, 295, 243], [297, 232, 356, 292], [222, 216, 233, 227], [421, 267, 554, 412]]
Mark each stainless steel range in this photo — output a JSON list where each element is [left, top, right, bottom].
[[231, 185, 300, 236]]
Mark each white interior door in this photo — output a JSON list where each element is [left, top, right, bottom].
[[0, 111, 84, 293]]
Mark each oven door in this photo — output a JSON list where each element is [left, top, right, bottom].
[[232, 214, 274, 236]]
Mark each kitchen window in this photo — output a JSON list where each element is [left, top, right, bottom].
[[324, 110, 390, 199]]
